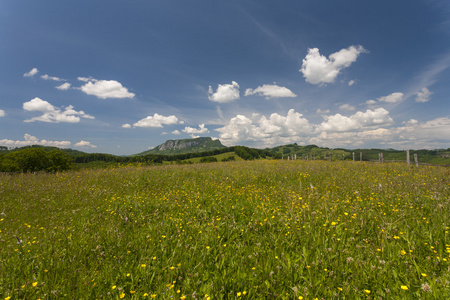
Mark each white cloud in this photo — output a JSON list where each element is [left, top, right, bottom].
[[77, 76, 96, 82], [74, 140, 97, 148], [133, 113, 183, 128], [80, 78, 135, 99], [23, 97, 94, 123], [41, 74, 64, 81], [121, 123, 131, 128], [300, 45, 366, 85], [339, 104, 355, 111], [316, 109, 330, 114], [56, 83, 71, 90], [208, 81, 240, 103], [216, 109, 313, 147], [365, 100, 377, 106], [311, 117, 450, 149], [348, 80, 355, 86], [211, 106, 448, 149], [24, 68, 38, 77], [0, 110, 5, 117], [182, 124, 209, 134], [415, 87, 432, 103], [244, 84, 297, 99], [172, 130, 181, 135], [0, 134, 71, 148], [377, 92, 404, 103], [318, 108, 393, 132]]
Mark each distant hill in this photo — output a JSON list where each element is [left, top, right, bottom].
[[135, 137, 226, 155]]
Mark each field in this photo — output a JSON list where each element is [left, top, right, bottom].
[[0, 161, 449, 299]]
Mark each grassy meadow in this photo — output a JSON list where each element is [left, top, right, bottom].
[[0, 160, 449, 299]]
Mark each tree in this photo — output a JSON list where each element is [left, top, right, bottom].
[[0, 148, 74, 173]]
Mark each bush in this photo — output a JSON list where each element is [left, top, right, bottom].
[[199, 156, 218, 163]]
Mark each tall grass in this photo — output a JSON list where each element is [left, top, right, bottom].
[[0, 161, 449, 299]]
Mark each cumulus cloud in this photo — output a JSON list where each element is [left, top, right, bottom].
[[182, 124, 209, 134], [311, 117, 450, 149], [0, 134, 71, 148], [244, 84, 297, 99], [0, 110, 5, 117], [216, 109, 313, 146], [56, 83, 71, 90], [74, 140, 97, 148], [208, 81, 240, 103], [348, 80, 355, 86], [214, 106, 447, 149], [23, 97, 94, 123], [24, 68, 39, 77], [339, 104, 355, 111], [318, 108, 393, 132], [121, 123, 132, 128], [377, 92, 404, 103], [132, 113, 183, 128], [79, 78, 135, 99], [172, 130, 181, 135], [415, 87, 432, 103], [300, 45, 366, 85], [41, 74, 64, 81]]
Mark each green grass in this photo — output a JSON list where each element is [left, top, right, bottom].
[[0, 161, 449, 299]]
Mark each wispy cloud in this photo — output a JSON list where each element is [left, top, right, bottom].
[[23, 68, 38, 77]]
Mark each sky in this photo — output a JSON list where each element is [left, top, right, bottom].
[[1, 0, 449, 155]]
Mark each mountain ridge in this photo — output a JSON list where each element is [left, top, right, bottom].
[[134, 137, 226, 155]]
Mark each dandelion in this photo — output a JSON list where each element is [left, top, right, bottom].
[[181, 296, 187, 300], [237, 292, 242, 296], [112, 285, 117, 290], [141, 264, 147, 268], [120, 293, 125, 298], [151, 295, 157, 298], [32, 282, 38, 287], [421, 273, 427, 277], [364, 290, 371, 294], [143, 293, 148, 297], [401, 285, 408, 290], [400, 250, 406, 255]]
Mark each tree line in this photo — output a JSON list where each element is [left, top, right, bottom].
[[0, 145, 280, 173]]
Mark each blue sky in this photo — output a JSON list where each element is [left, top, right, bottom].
[[1, 0, 449, 155]]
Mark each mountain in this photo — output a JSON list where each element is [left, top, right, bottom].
[[135, 137, 226, 155]]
